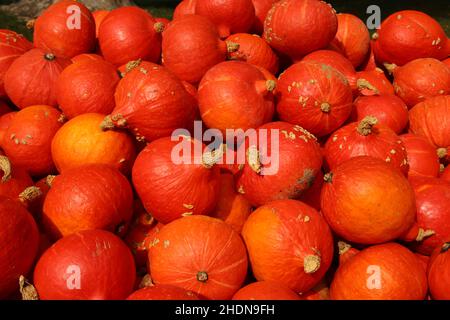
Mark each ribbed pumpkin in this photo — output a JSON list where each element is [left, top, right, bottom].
[[242, 199, 334, 293], [33, 1, 96, 59], [149, 215, 248, 300], [98, 6, 162, 66], [42, 164, 134, 239], [428, 242, 450, 300], [0, 111, 16, 147], [276, 61, 353, 137], [321, 156, 416, 244], [0, 30, 32, 97], [173, 0, 197, 19], [92, 10, 110, 38], [232, 281, 300, 300], [251, 0, 278, 34], [4, 48, 71, 109], [400, 134, 441, 178], [330, 243, 427, 300], [356, 68, 394, 96], [102, 61, 197, 143], [127, 285, 200, 300]]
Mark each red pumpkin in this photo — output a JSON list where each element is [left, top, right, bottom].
[[390, 58, 450, 108], [92, 10, 110, 38], [400, 134, 441, 178], [338, 241, 360, 266], [198, 61, 275, 134], [98, 6, 162, 66], [0, 197, 39, 298], [409, 95, 450, 149], [356, 68, 394, 96], [0, 111, 16, 147], [372, 10, 449, 66], [232, 281, 300, 300], [173, 0, 197, 19], [330, 243, 427, 300], [276, 61, 353, 137], [329, 13, 370, 68], [33, 1, 95, 59], [71, 53, 104, 64], [236, 122, 323, 206], [127, 284, 200, 300], [4, 48, 71, 109], [0, 30, 33, 97], [42, 164, 134, 239], [428, 242, 450, 300], [242, 199, 334, 293], [263, 0, 337, 61], [324, 116, 409, 175], [149, 215, 248, 300], [250, 0, 277, 34], [103, 61, 197, 142], [321, 156, 416, 244], [0, 155, 34, 203], [351, 95, 408, 134], [2, 105, 63, 176], [195, 0, 255, 38], [34, 229, 136, 300], [442, 166, 450, 182]]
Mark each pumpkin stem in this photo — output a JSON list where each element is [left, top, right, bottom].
[[139, 274, 154, 288], [44, 53, 55, 61], [226, 41, 240, 53], [19, 276, 39, 300], [357, 116, 378, 136], [247, 145, 261, 174], [0, 155, 12, 183], [19, 186, 42, 205], [304, 254, 321, 274], [197, 271, 208, 283], [442, 242, 450, 253], [356, 79, 379, 95], [323, 172, 333, 183], [100, 115, 115, 131], [58, 114, 67, 123], [338, 241, 352, 255], [383, 63, 397, 75], [45, 175, 56, 187], [123, 59, 142, 76], [320, 102, 331, 113], [415, 228, 435, 241], [26, 19, 35, 29], [371, 32, 379, 40], [437, 148, 447, 159], [153, 22, 165, 33], [266, 80, 277, 92]]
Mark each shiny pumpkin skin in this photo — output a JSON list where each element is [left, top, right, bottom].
[[242, 199, 334, 293], [372, 10, 448, 66], [149, 215, 248, 300], [263, 0, 337, 61], [92, 10, 110, 38], [110, 61, 197, 142], [173, 0, 197, 19], [51, 113, 136, 174], [236, 122, 323, 207], [132, 137, 220, 224], [428, 242, 450, 300], [0, 112, 16, 148], [276, 61, 353, 137], [56, 59, 120, 119], [321, 156, 416, 244], [198, 61, 275, 134], [356, 68, 394, 96], [34, 229, 136, 300], [4, 48, 71, 109], [232, 281, 301, 300], [0, 30, 33, 97], [127, 284, 200, 300], [351, 95, 409, 134], [400, 134, 441, 178], [0, 197, 39, 299], [42, 164, 134, 240], [98, 6, 162, 66], [33, 1, 96, 59], [2, 105, 63, 177], [195, 0, 255, 38], [392, 58, 450, 108], [330, 243, 428, 300]]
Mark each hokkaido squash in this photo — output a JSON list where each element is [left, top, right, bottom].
[[400, 134, 441, 178], [356, 68, 394, 96]]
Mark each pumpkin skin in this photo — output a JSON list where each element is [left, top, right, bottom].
[[372, 10, 449, 66], [195, 0, 255, 38], [105, 61, 197, 142], [51, 113, 136, 174], [34, 229, 136, 300], [0, 197, 39, 299], [391, 58, 450, 108], [415, 253, 430, 273], [71, 53, 104, 64], [132, 137, 220, 224], [226, 33, 279, 74], [0, 155, 34, 203], [56, 59, 120, 119], [2, 105, 63, 177], [400, 134, 441, 178], [232, 281, 300, 300], [276, 61, 353, 137], [442, 166, 450, 182], [329, 13, 370, 68], [242, 199, 334, 293], [321, 156, 416, 244], [236, 122, 323, 207], [298, 170, 324, 211], [428, 242, 450, 300], [338, 241, 360, 266], [250, 0, 278, 34], [351, 95, 409, 134], [330, 243, 427, 300], [34, 1, 96, 59], [443, 58, 450, 68], [0, 30, 33, 97], [173, 0, 197, 19], [98, 6, 162, 66], [264, 0, 337, 61], [0, 112, 16, 147], [42, 164, 134, 240], [198, 61, 275, 134], [4, 48, 71, 109], [149, 215, 248, 300], [127, 285, 200, 300], [356, 68, 394, 96], [92, 10, 110, 38], [324, 116, 409, 175]]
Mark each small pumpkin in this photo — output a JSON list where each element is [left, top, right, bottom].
[[400, 134, 441, 178], [127, 284, 200, 300], [232, 281, 300, 300], [428, 242, 450, 300], [356, 68, 394, 96]]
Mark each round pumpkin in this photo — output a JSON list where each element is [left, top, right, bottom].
[[232, 281, 300, 300], [173, 0, 197, 19], [34, 229, 136, 300], [0, 111, 16, 147], [127, 284, 200, 300], [242, 199, 334, 293], [92, 10, 110, 38], [400, 134, 441, 178], [250, 0, 278, 34], [321, 156, 416, 244], [356, 68, 394, 96], [149, 215, 248, 300], [428, 242, 450, 300]]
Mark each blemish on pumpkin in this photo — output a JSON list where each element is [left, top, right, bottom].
[[237, 185, 245, 194], [182, 212, 193, 217], [298, 169, 315, 188], [163, 240, 170, 248], [10, 134, 15, 140], [14, 138, 19, 144], [304, 216, 310, 222], [332, 136, 337, 142], [183, 204, 194, 209], [119, 158, 126, 163], [390, 149, 396, 154], [385, 156, 391, 163]]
